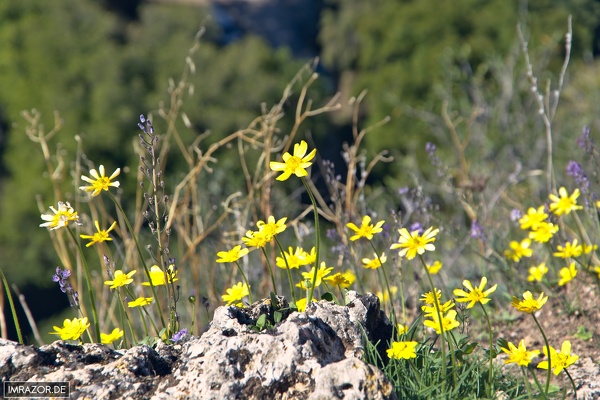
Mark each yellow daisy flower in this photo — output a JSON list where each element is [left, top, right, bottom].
[[269, 140, 317, 181], [79, 165, 121, 197]]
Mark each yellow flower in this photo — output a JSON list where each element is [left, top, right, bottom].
[[361, 253, 387, 270], [242, 229, 269, 248], [302, 247, 317, 266], [553, 239, 583, 259], [390, 226, 439, 260], [128, 297, 154, 308], [527, 263, 549, 282], [421, 300, 454, 317], [222, 282, 250, 306], [300, 262, 334, 288], [295, 297, 316, 312], [40, 201, 79, 230], [324, 270, 356, 288], [504, 238, 533, 262], [376, 286, 398, 303], [104, 270, 136, 289], [256, 216, 287, 240], [423, 310, 460, 334], [346, 215, 385, 241], [101, 328, 124, 344], [387, 341, 419, 360], [141, 265, 178, 286], [396, 324, 409, 335], [549, 187, 583, 216], [269, 140, 317, 181], [276, 247, 311, 269], [558, 263, 577, 286], [594, 266, 600, 279], [420, 288, 442, 305], [80, 220, 117, 247], [501, 340, 540, 366], [528, 222, 559, 243], [519, 206, 548, 231], [453, 277, 497, 309], [79, 165, 121, 197], [49, 317, 90, 341], [537, 340, 579, 375], [426, 260, 443, 275], [511, 291, 548, 313], [583, 243, 597, 254], [216, 245, 249, 263]]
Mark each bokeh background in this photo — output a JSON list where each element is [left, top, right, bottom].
[[1, 0, 599, 343]]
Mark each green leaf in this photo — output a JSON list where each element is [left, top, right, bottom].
[[256, 314, 267, 330], [320, 292, 339, 304], [269, 292, 279, 310]]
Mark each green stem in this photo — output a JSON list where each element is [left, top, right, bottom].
[[190, 300, 196, 334], [274, 238, 297, 304], [76, 307, 95, 344], [521, 366, 534, 400], [529, 365, 547, 399], [0, 270, 23, 344], [369, 241, 397, 326], [302, 177, 320, 304], [532, 313, 552, 397], [407, 359, 424, 387], [67, 227, 100, 342], [121, 285, 152, 337], [234, 261, 253, 304], [419, 254, 448, 396], [107, 192, 167, 331], [116, 291, 130, 348], [261, 247, 278, 295], [479, 303, 495, 396], [564, 368, 577, 398]]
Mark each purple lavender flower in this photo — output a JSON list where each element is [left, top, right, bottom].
[[52, 267, 79, 307], [52, 266, 71, 282], [171, 329, 189, 342], [470, 220, 484, 239], [425, 142, 436, 155], [577, 126, 594, 154], [566, 160, 590, 194], [409, 222, 423, 234], [326, 228, 337, 240], [510, 209, 522, 222]]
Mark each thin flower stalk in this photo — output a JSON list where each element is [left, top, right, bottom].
[[453, 276, 497, 394], [138, 115, 178, 336], [479, 302, 495, 396], [234, 261, 253, 304], [261, 247, 278, 295], [107, 191, 167, 330], [274, 237, 297, 304], [369, 240, 397, 325], [532, 313, 552, 397], [66, 227, 100, 342], [103, 264, 138, 345], [418, 254, 450, 394], [216, 245, 253, 304], [302, 177, 321, 304]]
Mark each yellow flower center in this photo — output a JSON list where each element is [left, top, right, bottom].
[[94, 177, 112, 190], [286, 156, 302, 172]]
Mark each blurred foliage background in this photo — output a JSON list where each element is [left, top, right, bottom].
[[1, 0, 600, 340]]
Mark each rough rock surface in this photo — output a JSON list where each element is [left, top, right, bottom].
[[0, 292, 396, 399]]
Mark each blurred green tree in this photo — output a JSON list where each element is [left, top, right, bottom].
[[0, 0, 309, 286], [319, 0, 600, 179]]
